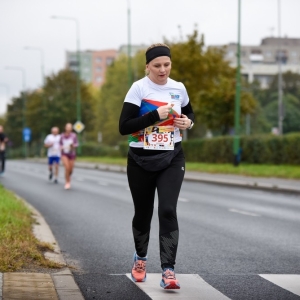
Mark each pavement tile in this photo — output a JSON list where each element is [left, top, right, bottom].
[[3, 273, 58, 300]]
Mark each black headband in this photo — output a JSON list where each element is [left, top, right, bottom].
[[146, 46, 171, 64]]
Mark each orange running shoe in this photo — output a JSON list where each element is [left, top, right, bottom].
[[64, 182, 71, 190], [160, 268, 180, 289], [131, 252, 147, 282]]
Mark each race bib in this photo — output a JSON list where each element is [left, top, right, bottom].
[[144, 126, 174, 150], [62, 140, 72, 153]]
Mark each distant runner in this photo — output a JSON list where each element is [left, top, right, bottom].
[[0, 125, 8, 176], [60, 123, 78, 190], [44, 127, 61, 183], [119, 43, 195, 289]]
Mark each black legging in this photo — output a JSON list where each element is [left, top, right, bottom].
[[0, 151, 5, 173], [127, 148, 185, 270]]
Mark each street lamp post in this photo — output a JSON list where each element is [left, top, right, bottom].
[[127, 1, 132, 88], [277, 0, 284, 135], [24, 47, 46, 151], [234, 0, 241, 166], [51, 16, 82, 153], [5, 67, 27, 158], [0, 84, 10, 102]]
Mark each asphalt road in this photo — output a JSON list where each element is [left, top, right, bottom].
[[1, 160, 300, 300]]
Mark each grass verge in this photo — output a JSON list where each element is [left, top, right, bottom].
[[0, 185, 62, 272], [77, 156, 300, 179]]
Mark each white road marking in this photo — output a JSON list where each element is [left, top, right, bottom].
[[178, 197, 189, 202], [260, 274, 300, 296], [229, 208, 260, 217], [126, 273, 230, 299]]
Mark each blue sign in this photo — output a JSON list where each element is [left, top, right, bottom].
[[23, 127, 31, 142]]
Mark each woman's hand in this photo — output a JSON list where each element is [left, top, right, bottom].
[[173, 114, 191, 130], [157, 104, 173, 120]]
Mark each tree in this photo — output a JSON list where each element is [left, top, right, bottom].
[[5, 95, 24, 147], [165, 30, 257, 135], [269, 71, 300, 98], [264, 94, 300, 133], [4, 69, 97, 150], [42, 69, 96, 135]]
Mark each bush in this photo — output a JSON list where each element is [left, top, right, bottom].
[[182, 134, 300, 164], [119, 141, 129, 157], [81, 143, 121, 157]]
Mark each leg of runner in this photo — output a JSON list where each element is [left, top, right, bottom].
[[127, 155, 157, 282], [48, 157, 53, 180], [157, 150, 185, 289], [54, 158, 59, 183], [61, 156, 71, 189], [68, 158, 75, 185], [0, 151, 5, 174]]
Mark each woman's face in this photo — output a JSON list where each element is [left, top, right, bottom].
[[146, 56, 171, 85], [65, 123, 72, 133]]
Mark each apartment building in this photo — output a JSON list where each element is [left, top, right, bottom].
[[66, 49, 117, 88], [212, 37, 300, 88]]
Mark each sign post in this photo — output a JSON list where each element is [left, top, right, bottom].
[[22, 127, 31, 158], [73, 121, 85, 155]]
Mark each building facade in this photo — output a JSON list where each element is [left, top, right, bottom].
[[66, 49, 117, 88], [118, 44, 147, 57], [212, 37, 300, 88]]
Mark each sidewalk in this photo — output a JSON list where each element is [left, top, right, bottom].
[[73, 160, 300, 194], [0, 201, 84, 300]]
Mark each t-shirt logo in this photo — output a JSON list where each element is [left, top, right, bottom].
[[170, 92, 180, 99]]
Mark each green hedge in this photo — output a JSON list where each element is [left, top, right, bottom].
[[80, 143, 121, 157], [182, 133, 300, 164], [119, 134, 300, 164]]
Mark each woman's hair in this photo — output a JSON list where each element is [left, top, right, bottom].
[[146, 43, 170, 53]]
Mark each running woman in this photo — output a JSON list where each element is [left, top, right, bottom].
[[60, 123, 78, 190], [0, 125, 8, 176], [119, 43, 195, 289], [44, 127, 61, 183]]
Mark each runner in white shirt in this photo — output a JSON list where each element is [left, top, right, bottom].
[[44, 127, 61, 183], [119, 43, 195, 290]]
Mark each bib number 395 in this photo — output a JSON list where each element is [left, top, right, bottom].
[[144, 126, 174, 150], [151, 133, 169, 143]]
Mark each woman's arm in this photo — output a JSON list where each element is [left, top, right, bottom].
[[181, 102, 195, 122], [72, 134, 79, 148], [119, 102, 160, 135]]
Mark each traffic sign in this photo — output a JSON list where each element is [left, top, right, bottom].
[[73, 121, 85, 133], [22, 127, 31, 142]]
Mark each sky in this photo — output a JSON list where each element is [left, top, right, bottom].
[[0, 0, 299, 115]]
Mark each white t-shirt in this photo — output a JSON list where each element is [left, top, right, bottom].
[[44, 134, 61, 157], [124, 76, 190, 148]]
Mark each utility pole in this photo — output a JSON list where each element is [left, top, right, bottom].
[[24, 47, 46, 153], [127, 0, 132, 88], [234, 0, 241, 166], [277, 0, 284, 135]]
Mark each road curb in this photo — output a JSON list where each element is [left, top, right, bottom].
[[183, 174, 300, 195], [19, 196, 84, 300]]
